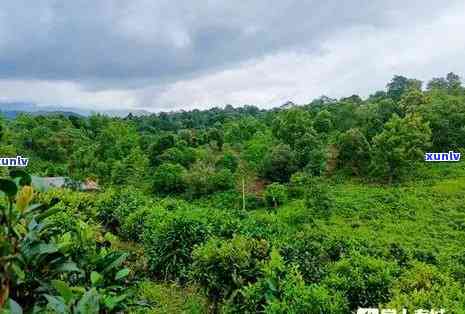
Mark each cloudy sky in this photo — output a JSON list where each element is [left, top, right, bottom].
[[0, 1, 464, 112]]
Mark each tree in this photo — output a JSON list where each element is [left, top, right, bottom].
[[387, 75, 422, 101], [399, 88, 429, 114], [446, 72, 462, 94], [272, 108, 312, 147], [427, 72, 462, 95], [294, 132, 325, 175], [152, 163, 186, 195], [337, 128, 371, 175], [264, 183, 288, 208], [313, 110, 333, 133], [159, 146, 196, 168], [149, 134, 177, 165], [207, 128, 224, 151], [261, 144, 298, 183], [371, 113, 431, 183], [418, 96, 465, 150], [426, 77, 448, 91]]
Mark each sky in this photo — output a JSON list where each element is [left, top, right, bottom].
[[0, 1, 464, 112]]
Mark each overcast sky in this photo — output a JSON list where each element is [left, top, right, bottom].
[[0, 1, 464, 112]]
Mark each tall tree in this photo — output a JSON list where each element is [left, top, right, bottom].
[[272, 108, 312, 147], [371, 113, 431, 183], [387, 75, 422, 101], [337, 128, 371, 175]]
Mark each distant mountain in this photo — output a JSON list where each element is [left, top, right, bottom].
[[0, 102, 152, 118], [280, 101, 298, 109]]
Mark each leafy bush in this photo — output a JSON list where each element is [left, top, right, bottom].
[[225, 250, 348, 314], [261, 144, 298, 183], [143, 214, 210, 282], [216, 151, 239, 172], [152, 163, 187, 195], [323, 253, 399, 310], [94, 187, 147, 231], [264, 183, 288, 208], [132, 281, 207, 314], [386, 262, 465, 313], [184, 165, 235, 198], [191, 236, 269, 308], [304, 178, 334, 216], [0, 171, 131, 313], [121, 206, 155, 242]]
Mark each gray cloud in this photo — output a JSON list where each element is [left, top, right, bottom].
[[0, 1, 463, 111]]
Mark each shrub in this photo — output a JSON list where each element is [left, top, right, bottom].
[[288, 171, 313, 198], [278, 226, 364, 283], [304, 178, 334, 216], [264, 183, 288, 208], [224, 250, 347, 314], [121, 206, 155, 242], [95, 187, 148, 233], [323, 253, 399, 310], [191, 236, 269, 308], [386, 262, 465, 313], [260, 143, 298, 183], [184, 165, 235, 198], [143, 214, 210, 282], [215, 152, 239, 172], [133, 281, 207, 314], [152, 163, 187, 195]]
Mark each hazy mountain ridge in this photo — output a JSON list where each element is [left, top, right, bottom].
[[0, 102, 152, 118]]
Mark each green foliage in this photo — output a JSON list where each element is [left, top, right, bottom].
[[271, 108, 312, 147], [225, 250, 348, 314], [215, 151, 239, 172], [387, 75, 422, 101], [264, 183, 288, 208], [2, 73, 465, 312], [184, 164, 235, 198], [279, 227, 356, 283], [386, 262, 465, 313], [323, 253, 399, 310], [152, 163, 187, 195], [313, 109, 333, 133], [0, 172, 130, 313], [132, 281, 207, 314], [96, 187, 149, 233], [371, 113, 432, 182], [418, 96, 465, 150], [191, 236, 269, 307], [144, 214, 210, 282], [303, 178, 334, 216], [337, 128, 371, 175], [261, 144, 298, 183], [158, 146, 196, 168], [207, 127, 224, 150]]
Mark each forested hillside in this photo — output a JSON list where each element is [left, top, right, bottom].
[[2, 73, 465, 313]]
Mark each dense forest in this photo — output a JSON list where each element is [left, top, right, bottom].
[[2, 73, 465, 313]]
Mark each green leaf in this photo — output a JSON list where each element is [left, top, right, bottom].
[[10, 170, 31, 186], [114, 268, 130, 281], [11, 263, 25, 281], [102, 294, 127, 311], [44, 295, 67, 313], [90, 271, 103, 286], [0, 179, 18, 197], [102, 253, 127, 274], [36, 207, 61, 221], [29, 243, 58, 257], [6, 298, 23, 314], [54, 261, 81, 273], [76, 288, 100, 314], [52, 280, 74, 304]]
